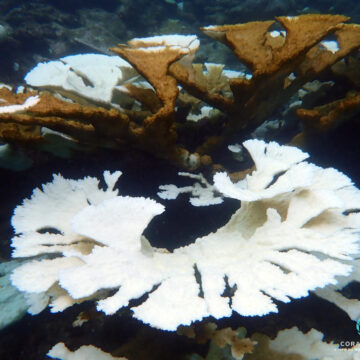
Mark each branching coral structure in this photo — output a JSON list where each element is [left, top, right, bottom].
[[0, 15, 360, 169], [10, 140, 360, 331]]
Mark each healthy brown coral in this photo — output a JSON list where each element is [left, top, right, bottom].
[[292, 91, 360, 147], [110, 40, 184, 156], [1, 15, 359, 169], [170, 15, 359, 133], [0, 86, 194, 168], [332, 52, 360, 87]]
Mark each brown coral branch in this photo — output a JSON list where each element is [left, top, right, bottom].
[[297, 91, 360, 132], [110, 38, 204, 167], [171, 15, 354, 136], [0, 123, 43, 145], [109, 45, 182, 154], [1, 15, 359, 170], [0, 86, 195, 168], [169, 62, 234, 113], [202, 21, 276, 75], [332, 53, 360, 87], [291, 91, 360, 148], [119, 84, 162, 114], [110, 45, 183, 118], [298, 24, 360, 78]]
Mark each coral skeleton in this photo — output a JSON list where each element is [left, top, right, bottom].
[[10, 140, 360, 331], [47, 343, 127, 360], [248, 326, 360, 359], [158, 171, 223, 206], [24, 54, 138, 106], [315, 259, 360, 321]]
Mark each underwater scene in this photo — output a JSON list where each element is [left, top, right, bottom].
[[1, 0, 360, 359]]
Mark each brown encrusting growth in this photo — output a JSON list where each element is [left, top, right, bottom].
[[1, 14, 360, 169]]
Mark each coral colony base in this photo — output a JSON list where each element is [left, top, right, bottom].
[[7, 140, 360, 358]]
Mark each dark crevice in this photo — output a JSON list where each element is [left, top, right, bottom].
[[278, 247, 310, 255], [277, 248, 293, 253], [343, 208, 360, 216], [268, 261, 291, 275], [36, 227, 63, 235], [128, 283, 161, 308], [193, 264, 204, 298], [264, 170, 286, 189], [67, 65, 95, 87], [260, 289, 275, 301], [221, 275, 237, 307]]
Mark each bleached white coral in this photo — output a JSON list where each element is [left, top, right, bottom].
[[250, 326, 360, 360], [48, 343, 127, 360], [315, 258, 360, 321], [11, 170, 164, 314], [10, 140, 360, 331], [186, 105, 215, 122], [11, 170, 123, 258], [214, 139, 313, 201], [0, 95, 39, 114], [158, 171, 223, 206], [24, 54, 138, 106], [127, 34, 199, 53]]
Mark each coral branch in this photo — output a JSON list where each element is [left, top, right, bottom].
[[0, 15, 359, 169]]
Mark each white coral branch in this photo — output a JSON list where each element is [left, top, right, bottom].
[[0, 95, 39, 114], [158, 171, 223, 206], [9, 140, 360, 331]]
